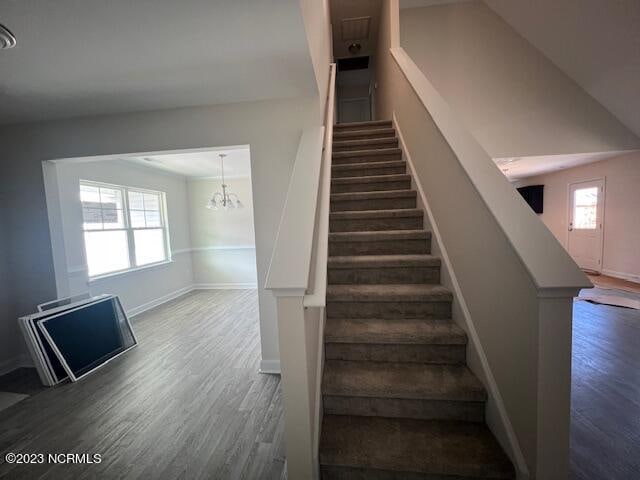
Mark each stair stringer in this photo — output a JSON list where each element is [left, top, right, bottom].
[[393, 112, 530, 479]]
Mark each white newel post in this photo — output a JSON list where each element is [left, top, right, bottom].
[[273, 291, 316, 480], [535, 290, 579, 480]]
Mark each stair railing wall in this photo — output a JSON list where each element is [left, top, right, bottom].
[[374, 2, 590, 479], [265, 63, 337, 480]]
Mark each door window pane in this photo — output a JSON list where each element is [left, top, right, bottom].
[[134, 229, 166, 266], [84, 231, 130, 276], [574, 187, 598, 229]]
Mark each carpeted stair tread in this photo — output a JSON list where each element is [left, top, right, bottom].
[[330, 208, 423, 220], [333, 137, 399, 151], [334, 120, 393, 130], [330, 229, 430, 242], [327, 284, 452, 302], [334, 127, 396, 140], [325, 318, 466, 345], [331, 173, 411, 185], [320, 415, 516, 479], [328, 254, 439, 269], [323, 360, 485, 402], [332, 160, 405, 171], [330, 189, 416, 202], [333, 147, 402, 159]]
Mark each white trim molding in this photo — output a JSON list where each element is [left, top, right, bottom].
[[602, 269, 640, 284], [127, 285, 195, 318], [193, 283, 257, 290], [259, 359, 281, 374], [0, 354, 34, 376], [172, 245, 256, 256]]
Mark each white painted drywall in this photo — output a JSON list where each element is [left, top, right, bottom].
[[514, 151, 640, 283], [399, 2, 640, 158], [0, 205, 22, 373], [299, 0, 333, 109], [0, 96, 321, 372], [187, 178, 258, 287], [50, 159, 194, 314], [376, 1, 587, 476], [485, 0, 640, 139], [0, 0, 318, 125]]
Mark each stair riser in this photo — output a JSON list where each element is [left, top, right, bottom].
[[333, 140, 398, 152], [323, 396, 484, 422], [329, 238, 430, 256], [332, 152, 402, 165], [321, 465, 460, 480], [325, 343, 465, 364], [331, 197, 416, 212], [326, 301, 451, 319], [328, 266, 440, 284], [329, 216, 423, 232], [334, 122, 392, 132], [334, 131, 396, 142], [332, 164, 406, 178], [331, 179, 411, 194]]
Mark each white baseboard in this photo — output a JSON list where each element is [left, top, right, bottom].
[[127, 285, 195, 318], [602, 269, 640, 284], [193, 283, 258, 290], [0, 354, 34, 377], [259, 359, 281, 374], [3, 283, 260, 376]]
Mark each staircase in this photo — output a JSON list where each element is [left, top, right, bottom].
[[319, 120, 515, 479]]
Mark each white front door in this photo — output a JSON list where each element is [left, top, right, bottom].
[[568, 179, 604, 272]]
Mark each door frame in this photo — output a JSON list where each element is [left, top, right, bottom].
[[566, 177, 606, 273]]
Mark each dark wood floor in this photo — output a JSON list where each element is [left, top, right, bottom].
[[571, 299, 640, 480], [0, 291, 638, 479], [0, 289, 285, 480]]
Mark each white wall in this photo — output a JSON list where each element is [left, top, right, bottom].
[[399, 1, 640, 158], [485, 0, 640, 139], [0, 205, 23, 374], [49, 159, 194, 315], [0, 96, 321, 372], [187, 177, 258, 287], [299, 0, 332, 109], [514, 151, 640, 283]]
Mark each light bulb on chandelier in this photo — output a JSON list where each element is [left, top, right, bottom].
[[206, 153, 244, 211]]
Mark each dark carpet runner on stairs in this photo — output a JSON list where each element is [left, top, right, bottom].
[[319, 120, 515, 479]]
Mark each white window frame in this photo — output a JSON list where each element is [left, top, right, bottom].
[[80, 180, 172, 279]]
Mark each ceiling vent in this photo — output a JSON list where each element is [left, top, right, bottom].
[[0, 23, 16, 50], [341, 16, 371, 41]]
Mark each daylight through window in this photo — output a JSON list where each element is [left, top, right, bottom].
[[80, 181, 169, 277]]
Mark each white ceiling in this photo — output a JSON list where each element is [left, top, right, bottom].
[[495, 151, 635, 181], [485, 0, 640, 139], [0, 0, 316, 126], [330, 0, 382, 60], [125, 147, 251, 179]]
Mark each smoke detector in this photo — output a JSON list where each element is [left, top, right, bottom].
[[0, 23, 16, 49]]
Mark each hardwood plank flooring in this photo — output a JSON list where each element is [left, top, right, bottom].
[[571, 300, 640, 479], [0, 290, 285, 480], [587, 273, 640, 294], [1, 290, 639, 479]]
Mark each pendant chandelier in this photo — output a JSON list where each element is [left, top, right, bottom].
[[206, 154, 243, 210]]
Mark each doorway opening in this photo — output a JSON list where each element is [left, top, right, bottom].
[[42, 146, 259, 316], [568, 178, 605, 273]]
